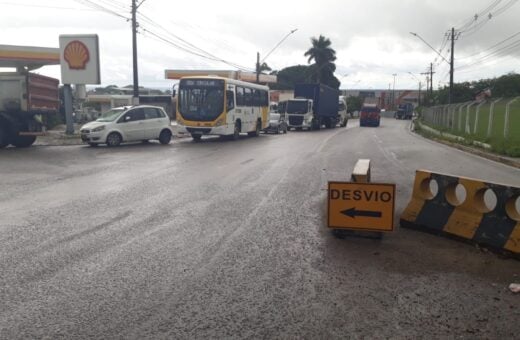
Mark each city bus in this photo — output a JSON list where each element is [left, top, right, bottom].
[[175, 76, 270, 141]]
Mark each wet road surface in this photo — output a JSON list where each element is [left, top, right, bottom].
[[1, 118, 519, 338]]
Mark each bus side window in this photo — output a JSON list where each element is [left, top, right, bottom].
[[236, 87, 244, 106], [253, 89, 261, 107], [227, 90, 235, 111], [262, 91, 268, 107], [244, 88, 252, 106]]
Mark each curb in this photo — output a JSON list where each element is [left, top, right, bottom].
[[412, 120, 520, 169]]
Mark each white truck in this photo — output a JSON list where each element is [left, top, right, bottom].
[[338, 95, 348, 127], [286, 83, 341, 130], [0, 45, 60, 148]]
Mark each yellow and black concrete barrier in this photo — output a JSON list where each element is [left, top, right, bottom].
[[400, 170, 520, 258]]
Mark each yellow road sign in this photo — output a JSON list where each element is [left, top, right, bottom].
[[328, 181, 396, 232]]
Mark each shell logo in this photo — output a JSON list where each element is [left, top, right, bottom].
[[64, 40, 90, 70]]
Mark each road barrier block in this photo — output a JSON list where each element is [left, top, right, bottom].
[[330, 159, 395, 239], [351, 159, 371, 183], [400, 170, 520, 258]]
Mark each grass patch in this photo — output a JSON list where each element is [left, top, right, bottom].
[[421, 98, 520, 157]]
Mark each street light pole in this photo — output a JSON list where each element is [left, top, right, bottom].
[[408, 71, 422, 106], [256, 28, 298, 84], [392, 73, 397, 110]]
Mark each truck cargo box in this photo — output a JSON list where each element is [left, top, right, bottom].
[[0, 72, 59, 113], [294, 83, 339, 118]]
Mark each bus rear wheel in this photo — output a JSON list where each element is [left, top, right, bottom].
[[248, 120, 261, 137], [232, 121, 241, 140]]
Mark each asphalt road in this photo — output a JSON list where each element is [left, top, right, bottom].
[[1, 118, 519, 339]]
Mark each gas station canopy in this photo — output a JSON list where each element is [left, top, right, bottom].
[[0, 44, 60, 70]]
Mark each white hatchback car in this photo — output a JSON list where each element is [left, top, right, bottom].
[[80, 105, 172, 147]]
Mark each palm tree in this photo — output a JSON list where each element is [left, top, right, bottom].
[[304, 35, 337, 84], [259, 62, 271, 73]]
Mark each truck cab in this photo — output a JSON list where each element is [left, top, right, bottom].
[[287, 98, 314, 130], [338, 96, 348, 127], [395, 103, 414, 120], [0, 44, 60, 148]]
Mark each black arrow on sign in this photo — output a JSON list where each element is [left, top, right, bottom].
[[341, 207, 382, 218]]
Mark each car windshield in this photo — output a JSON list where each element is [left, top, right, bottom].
[[96, 108, 125, 122], [286, 100, 308, 114]]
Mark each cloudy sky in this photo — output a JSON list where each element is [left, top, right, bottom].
[[1, 0, 519, 90]]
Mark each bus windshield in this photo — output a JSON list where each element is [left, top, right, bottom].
[[178, 79, 225, 121], [286, 100, 308, 114]]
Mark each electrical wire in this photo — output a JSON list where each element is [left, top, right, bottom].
[[456, 38, 520, 71], [73, 0, 129, 20], [140, 27, 254, 72], [457, 30, 520, 60], [0, 1, 98, 11], [456, 0, 502, 31], [458, 0, 518, 37], [137, 13, 254, 71], [72, 0, 254, 71]]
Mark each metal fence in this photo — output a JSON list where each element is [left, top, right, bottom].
[[421, 97, 520, 144]]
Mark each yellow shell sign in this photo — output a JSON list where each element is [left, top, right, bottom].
[[64, 40, 90, 70]]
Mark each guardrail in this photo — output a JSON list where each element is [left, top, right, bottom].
[[400, 170, 520, 258]]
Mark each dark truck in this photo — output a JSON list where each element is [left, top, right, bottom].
[[0, 71, 59, 147], [287, 83, 339, 130], [395, 102, 414, 120]]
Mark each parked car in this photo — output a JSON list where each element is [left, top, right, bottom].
[[80, 105, 172, 147], [264, 112, 288, 134]]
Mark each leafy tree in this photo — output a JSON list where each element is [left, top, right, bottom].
[[346, 95, 363, 113], [492, 72, 520, 97], [270, 65, 312, 90], [304, 35, 340, 89], [433, 72, 520, 104]]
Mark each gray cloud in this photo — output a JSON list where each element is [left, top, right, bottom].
[[1, 0, 518, 89]]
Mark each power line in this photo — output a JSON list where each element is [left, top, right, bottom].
[[458, 0, 518, 37], [456, 38, 520, 71], [457, 30, 520, 60], [140, 27, 254, 72], [137, 14, 253, 71], [73, 0, 129, 20], [0, 1, 98, 10], [72, 0, 253, 72], [456, 0, 502, 31]]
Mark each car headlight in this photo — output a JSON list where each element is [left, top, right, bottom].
[[215, 118, 225, 126], [92, 125, 105, 132]]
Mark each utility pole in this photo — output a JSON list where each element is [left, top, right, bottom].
[[131, 0, 139, 105], [418, 81, 422, 106], [256, 52, 260, 84], [449, 27, 455, 104], [429, 63, 433, 98]]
